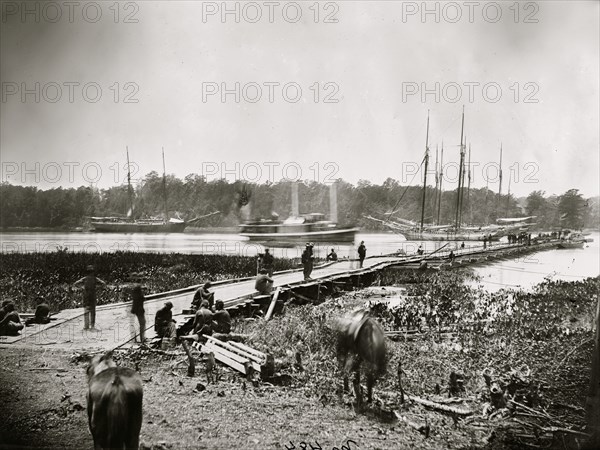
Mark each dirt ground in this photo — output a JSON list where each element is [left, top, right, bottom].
[[0, 346, 480, 450], [0, 278, 595, 450]]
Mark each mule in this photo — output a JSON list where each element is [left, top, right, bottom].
[[336, 309, 387, 408], [86, 351, 143, 450]]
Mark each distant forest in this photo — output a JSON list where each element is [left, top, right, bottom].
[[1, 173, 598, 231]]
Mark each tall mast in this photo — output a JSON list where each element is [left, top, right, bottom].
[[496, 144, 503, 217], [484, 175, 489, 224], [458, 135, 467, 226], [126, 146, 134, 218], [454, 106, 465, 228], [467, 143, 472, 224], [505, 167, 511, 216], [437, 142, 444, 225], [420, 111, 430, 231], [291, 182, 299, 217], [162, 147, 168, 221], [434, 144, 439, 225]]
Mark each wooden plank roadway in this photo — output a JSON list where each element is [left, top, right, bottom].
[[2, 240, 559, 350]]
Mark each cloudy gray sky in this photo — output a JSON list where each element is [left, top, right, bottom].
[[1, 1, 598, 197]]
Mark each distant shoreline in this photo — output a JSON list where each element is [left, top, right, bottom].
[[0, 226, 240, 234]]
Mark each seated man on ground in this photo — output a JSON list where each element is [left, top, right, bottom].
[[192, 282, 215, 311], [0, 300, 11, 322], [25, 298, 51, 326], [0, 302, 24, 336], [212, 300, 231, 334], [34, 301, 51, 324], [154, 301, 177, 338], [182, 300, 213, 342], [255, 269, 274, 295], [326, 248, 338, 262]]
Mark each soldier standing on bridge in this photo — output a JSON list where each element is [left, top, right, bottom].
[[302, 243, 315, 280], [73, 265, 106, 330], [358, 241, 367, 268], [129, 284, 146, 343], [259, 248, 275, 277]]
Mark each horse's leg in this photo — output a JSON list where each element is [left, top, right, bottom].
[[366, 371, 374, 403], [353, 369, 362, 409]]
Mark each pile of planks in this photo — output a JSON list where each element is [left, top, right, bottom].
[[192, 335, 274, 379]]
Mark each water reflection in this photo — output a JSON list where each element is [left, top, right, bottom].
[[1, 230, 598, 292]]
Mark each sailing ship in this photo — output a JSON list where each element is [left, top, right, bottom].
[[239, 182, 358, 243], [369, 109, 533, 241], [91, 148, 218, 233]]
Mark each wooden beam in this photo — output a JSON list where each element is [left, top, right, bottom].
[[265, 288, 281, 321], [202, 336, 264, 373]]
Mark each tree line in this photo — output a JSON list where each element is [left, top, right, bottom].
[[0, 174, 597, 231]]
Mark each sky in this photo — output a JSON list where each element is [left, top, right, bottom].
[[1, 1, 599, 198]]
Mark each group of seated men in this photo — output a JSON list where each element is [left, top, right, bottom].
[[0, 299, 51, 336], [154, 282, 232, 341]]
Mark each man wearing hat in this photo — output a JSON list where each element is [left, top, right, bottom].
[[73, 265, 106, 330], [259, 248, 275, 277], [357, 241, 367, 268], [154, 301, 177, 338], [301, 243, 315, 280], [192, 282, 214, 311], [129, 284, 146, 343]]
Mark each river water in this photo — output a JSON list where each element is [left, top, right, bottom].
[[1, 231, 598, 292]]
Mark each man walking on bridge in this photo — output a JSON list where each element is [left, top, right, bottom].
[[302, 243, 315, 280], [358, 241, 367, 268]]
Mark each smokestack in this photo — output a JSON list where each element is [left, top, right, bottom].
[[329, 182, 338, 223], [291, 182, 299, 217]]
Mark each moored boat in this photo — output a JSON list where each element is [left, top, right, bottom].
[[557, 240, 585, 249], [90, 217, 187, 233], [239, 182, 358, 243], [90, 148, 218, 234], [239, 216, 358, 242]]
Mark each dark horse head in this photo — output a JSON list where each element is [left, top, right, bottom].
[[335, 309, 386, 407]]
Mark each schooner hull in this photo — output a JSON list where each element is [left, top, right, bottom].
[[400, 229, 504, 241], [91, 221, 187, 233], [240, 227, 358, 243]]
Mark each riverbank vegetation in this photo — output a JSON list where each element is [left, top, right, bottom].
[[0, 250, 300, 313], [1, 179, 597, 230], [243, 271, 598, 448], [0, 271, 596, 449]]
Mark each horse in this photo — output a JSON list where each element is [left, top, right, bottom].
[[86, 351, 143, 450], [335, 309, 387, 408]]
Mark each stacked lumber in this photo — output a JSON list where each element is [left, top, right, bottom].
[[192, 336, 274, 378]]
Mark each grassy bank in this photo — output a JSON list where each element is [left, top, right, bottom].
[[243, 272, 598, 449], [0, 271, 597, 449], [0, 250, 300, 313]]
